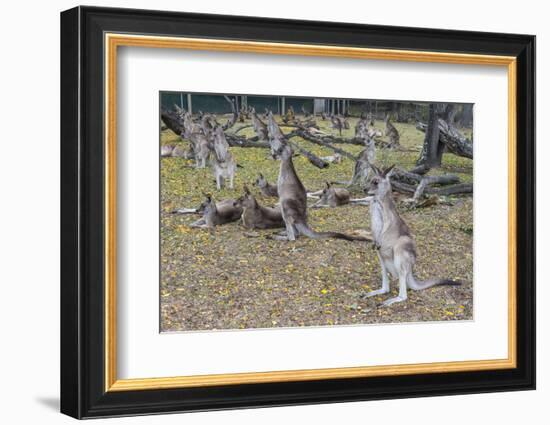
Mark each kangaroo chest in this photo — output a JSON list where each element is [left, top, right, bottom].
[[278, 161, 304, 198], [370, 200, 384, 243]]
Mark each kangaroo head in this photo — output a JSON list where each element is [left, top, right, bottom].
[[255, 173, 267, 187], [214, 125, 224, 137], [367, 164, 395, 197], [235, 186, 256, 208], [200, 193, 216, 214], [271, 140, 293, 160], [320, 182, 334, 201]]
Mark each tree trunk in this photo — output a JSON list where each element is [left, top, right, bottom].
[[416, 103, 445, 167], [416, 119, 473, 159]]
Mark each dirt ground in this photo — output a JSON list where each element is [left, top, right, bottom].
[[160, 117, 473, 332]]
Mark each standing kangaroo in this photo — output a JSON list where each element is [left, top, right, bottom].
[[266, 111, 285, 140], [384, 113, 400, 148], [249, 107, 269, 141], [363, 164, 461, 305], [184, 129, 211, 169], [270, 139, 367, 241], [234, 186, 284, 230], [211, 126, 237, 189]]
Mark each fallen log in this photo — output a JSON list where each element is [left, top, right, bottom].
[[411, 174, 462, 202], [288, 141, 329, 169], [161, 107, 185, 135], [288, 129, 357, 161], [392, 180, 472, 197], [225, 134, 269, 148], [416, 120, 473, 159]]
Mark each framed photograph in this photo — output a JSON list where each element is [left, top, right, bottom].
[[60, 6, 535, 419]]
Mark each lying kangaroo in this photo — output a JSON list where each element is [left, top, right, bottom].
[[234, 186, 284, 230], [188, 194, 243, 228], [161, 144, 192, 158], [254, 173, 279, 197], [270, 139, 368, 241], [384, 113, 400, 148], [363, 164, 461, 305], [172, 197, 239, 216], [161, 144, 174, 157], [320, 153, 342, 164], [311, 182, 350, 208]]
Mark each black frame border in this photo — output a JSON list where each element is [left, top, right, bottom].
[[60, 6, 535, 419]]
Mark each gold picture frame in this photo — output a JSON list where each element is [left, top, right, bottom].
[[61, 7, 534, 418]]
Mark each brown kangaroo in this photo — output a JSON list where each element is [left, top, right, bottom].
[[311, 182, 351, 208], [270, 140, 369, 242], [189, 194, 243, 228], [234, 186, 284, 230]]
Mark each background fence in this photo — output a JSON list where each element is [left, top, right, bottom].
[[160, 92, 473, 126]]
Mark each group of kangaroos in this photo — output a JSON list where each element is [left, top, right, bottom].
[[168, 108, 460, 306]]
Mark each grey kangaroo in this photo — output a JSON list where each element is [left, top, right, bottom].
[[254, 173, 279, 197], [363, 164, 461, 305], [189, 194, 243, 228], [249, 107, 269, 141], [267, 110, 286, 140], [184, 129, 211, 169], [270, 139, 368, 242], [234, 186, 284, 230], [384, 113, 400, 148], [311, 182, 350, 208], [161, 144, 192, 158], [211, 126, 236, 189]]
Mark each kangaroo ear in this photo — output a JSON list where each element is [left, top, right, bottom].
[[243, 185, 250, 195], [383, 164, 396, 178], [325, 181, 331, 189], [369, 163, 382, 176], [259, 173, 263, 178]]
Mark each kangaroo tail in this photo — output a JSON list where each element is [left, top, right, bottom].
[[294, 223, 371, 242], [171, 208, 198, 215], [407, 275, 462, 290]]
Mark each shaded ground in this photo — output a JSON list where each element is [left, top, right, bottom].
[[160, 117, 473, 332]]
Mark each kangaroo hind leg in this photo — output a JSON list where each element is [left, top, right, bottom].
[[381, 249, 411, 306], [363, 251, 390, 298]]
